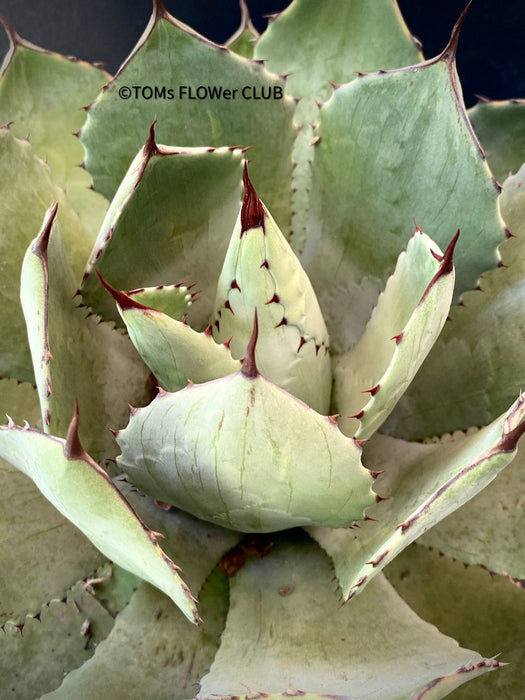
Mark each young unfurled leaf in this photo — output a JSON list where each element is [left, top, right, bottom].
[[98, 275, 241, 393], [212, 166, 331, 414], [335, 228, 456, 439]]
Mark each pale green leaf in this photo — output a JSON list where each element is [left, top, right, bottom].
[[127, 283, 194, 320], [307, 395, 525, 600], [43, 570, 229, 700], [0, 582, 114, 700], [0, 416, 200, 624], [254, 0, 423, 248], [80, 132, 244, 329], [255, 0, 422, 109], [302, 48, 505, 350], [0, 380, 104, 625], [385, 164, 525, 439], [0, 27, 109, 237], [417, 434, 525, 579], [334, 230, 454, 438], [197, 533, 498, 699], [468, 98, 525, 184], [104, 285, 240, 393], [20, 203, 151, 460], [0, 128, 93, 383], [115, 479, 242, 594], [81, 7, 296, 234], [212, 168, 331, 413], [117, 371, 374, 533], [386, 545, 525, 700]]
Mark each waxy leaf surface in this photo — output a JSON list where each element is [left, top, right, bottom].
[[1, 582, 114, 699], [302, 50, 505, 350], [20, 204, 150, 460], [212, 173, 331, 414], [468, 99, 525, 184], [198, 533, 497, 699], [334, 230, 454, 439], [0, 128, 92, 383], [386, 165, 525, 439], [0, 418, 199, 624], [255, 0, 422, 248], [308, 395, 525, 601], [225, 0, 259, 59], [386, 545, 525, 700], [113, 297, 240, 393], [43, 571, 229, 700], [117, 372, 374, 533], [417, 438, 525, 579], [81, 132, 244, 329], [0, 380, 103, 624], [0, 29, 109, 237], [81, 7, 296, 233]]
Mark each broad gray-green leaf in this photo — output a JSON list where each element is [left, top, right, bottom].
[[80, 5, 296, 234], [0, 582, 114, 700], [385, 165, 525, 439], [212, 167, 331, 413], [468, 98, 525, 184], [386, 545, 525, 700], [81, 128, 244, 328], [99, 276, 240, 393], [416, 432, 525, 579], [254, 0, 422, 247], [43, 570, 229, 700], [0, 380, 104, 624], [335, 229, 455, 439], [302, 28, 506, 351], [225, 0, 259, 59], [307, 395, 525, 601], [0, 127, 93, 383], [0, 412, 199, 625], [20, 203, 150, 460], [117, 362, 374, 533], [255, 0, 421, 113], [85, 562, 141, 616], [0, 24, 109, 237], [197, 533, 498, 699]]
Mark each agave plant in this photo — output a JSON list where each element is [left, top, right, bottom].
[[1, 1, 524, 698]]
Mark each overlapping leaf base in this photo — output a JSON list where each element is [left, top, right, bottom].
[[0, 1, 524, 698]]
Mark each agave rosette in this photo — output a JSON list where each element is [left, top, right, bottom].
[[0, 1, 524, 698]]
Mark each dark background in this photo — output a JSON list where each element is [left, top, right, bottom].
[[0, 1, 523, 107]]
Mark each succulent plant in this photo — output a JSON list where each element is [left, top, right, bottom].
[[1, 1, 524, 698]]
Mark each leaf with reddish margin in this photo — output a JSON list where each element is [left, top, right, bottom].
[[197, 533, 499, 699], [20, 203, 151, 461], [308, 394, 525, 602], [334, 229, 456, 439], [80, 5, 296, 235], [302, 11, 506, 351], [0, 408, 200, 625], [80, 126, 244, 329]]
